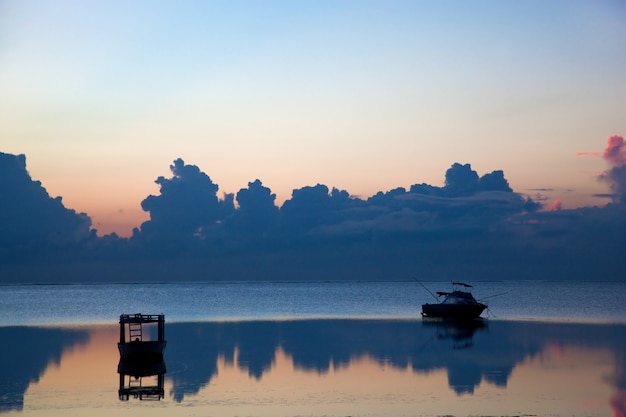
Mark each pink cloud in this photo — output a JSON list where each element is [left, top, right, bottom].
[[603, 135, 626, 167], [610, 390, 626, 417], [548, 200, 562, 211]]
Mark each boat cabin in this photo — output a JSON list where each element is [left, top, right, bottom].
[[118, 313, 166, 360]]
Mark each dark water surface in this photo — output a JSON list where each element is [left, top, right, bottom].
[[1, 281, 625, 416]]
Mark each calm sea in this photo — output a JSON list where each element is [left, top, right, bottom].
[[1, 280, 624, 326], [2, 280, 626, 416]]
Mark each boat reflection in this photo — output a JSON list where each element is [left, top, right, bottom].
[[422, 318, 487, 349], [117, 357, 166, 401], [116, 313, 167, 401]]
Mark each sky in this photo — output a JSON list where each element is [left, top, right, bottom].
[[1, 0, 625, 237]]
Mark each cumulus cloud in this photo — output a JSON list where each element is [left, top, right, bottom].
[[0, 152, 92, 257], [602, 166, 626, 203], [578, 135, 626, 202], [299, 164, 531, 238], [411, 164, 513, 197], [1, 151, 624, 283], [138, 158, 231, 240], [478, 170, 512, 192], [599, 135, 626, 203], [444, 163, 480, 196], [603, 135, 626, 166], [280, 184, 359, 235], [227, 179, 280, 236]]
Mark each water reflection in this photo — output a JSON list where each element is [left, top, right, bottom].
[[1, 319, 625, 416], [422, 318, 486, 350], [0, 326, 89, 413], [117, 358, 166, 401], [163, 319, 626, 415]]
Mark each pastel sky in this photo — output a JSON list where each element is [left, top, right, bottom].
[[1, 0, 625, 236]]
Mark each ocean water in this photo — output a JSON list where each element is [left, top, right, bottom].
[[0, 280, 625, 326], [2, 280, 626, 416]]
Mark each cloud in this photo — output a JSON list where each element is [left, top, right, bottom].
[[548, 200, 562, 211], [0, 152, 624, 283], [599, 135, 626, 202], [276, 164, 527, 240], [611, 391, 626, 417], [226, 179, 279, 236], [576, 134, 626, 164], [0, 152, 92, 260], [289, 164, 530, 239], [576, 135, 626, 202], [279, 184, 360, 236], [603, 135, 626, 167], [411, 164, 513, 197], [137, 158, 232, 241], [575, 152, 601, 157], [444, 163, 479, 196], [478, 170, 513, 192], [601, 166, 626, 203]]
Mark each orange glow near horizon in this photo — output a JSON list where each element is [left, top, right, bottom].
[[18, 142, 616, 238], [89, 208, 149, 237]]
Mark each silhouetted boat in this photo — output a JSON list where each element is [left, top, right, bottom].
[[118, 313, 166, 359], [421, 282, 487, 319]]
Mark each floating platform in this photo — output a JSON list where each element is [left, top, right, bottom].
[[118, 313, 166, 360]]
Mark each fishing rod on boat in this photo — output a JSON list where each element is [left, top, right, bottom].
[[478, 291, 509, 302], [477, 291, 508, 318], [485, 306, 497, 318], [413, 278, 439, 302]]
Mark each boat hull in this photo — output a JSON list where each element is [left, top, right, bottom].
[[118, 341, 166, 360], [421, 303, 486, 319]]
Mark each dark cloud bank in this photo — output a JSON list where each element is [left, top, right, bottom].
[[1, 150, 625, 283]]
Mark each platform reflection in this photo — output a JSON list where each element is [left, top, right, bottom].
[[117, 357, 166, 401]]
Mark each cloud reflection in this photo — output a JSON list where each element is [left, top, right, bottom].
[[1, 320, 624, 415], [164, 319, 626, 403], [0, 326, 89, 413]]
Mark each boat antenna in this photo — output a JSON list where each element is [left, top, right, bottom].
[[413, 278, 439, 302]]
